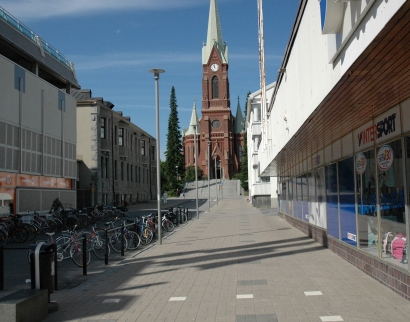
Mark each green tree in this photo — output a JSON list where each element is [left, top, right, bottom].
[[185, 165, 204, 182], [164, 86, 183, 194], [239, 91, 251, 192]]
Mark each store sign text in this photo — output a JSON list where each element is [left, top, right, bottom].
[[357, 113, 397, 147]]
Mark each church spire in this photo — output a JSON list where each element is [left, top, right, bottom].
[[234, 96, 245, 133], [202, 0, 228, 65], [186, 99, 200, 135]]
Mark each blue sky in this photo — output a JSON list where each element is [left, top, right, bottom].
[[0, 0, 300, 160]]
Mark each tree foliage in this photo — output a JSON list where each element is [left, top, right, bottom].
[[185, 165, 204, 182], [164, 86, 183, 194]]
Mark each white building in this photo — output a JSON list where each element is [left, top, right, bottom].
[[255, 0, 410, 299], [246, 82, 276, 208]]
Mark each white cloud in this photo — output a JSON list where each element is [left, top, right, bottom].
[[71, 52, 200, 71], [0, 0, 207, 20]]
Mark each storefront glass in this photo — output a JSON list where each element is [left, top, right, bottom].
[[339, 157, 357, 246], [378, 139, 407, 268], [301, 174, 308, 222], [288, 178, 293, 216], [296, 176, 303, 220], [326, 163, 339, 238], [356, 149, 378, 254], [308, 171, 315, 223]]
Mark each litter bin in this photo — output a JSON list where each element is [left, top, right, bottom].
[[29, 242, 56, 300]]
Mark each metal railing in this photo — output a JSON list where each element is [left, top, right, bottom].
[[0, 6, 74, 71]]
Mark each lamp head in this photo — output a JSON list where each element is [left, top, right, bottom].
[[149, 68, 165, 80]]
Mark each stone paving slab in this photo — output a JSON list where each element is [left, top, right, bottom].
[[43, 198, 410, 322]]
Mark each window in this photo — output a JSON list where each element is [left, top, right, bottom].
[[130, 165, 133, 182], [121, 162, 124, 181], [100, 117, 106, 139], [114, 126, 118, 145], [239, 145, 243, 163], [119, 128, 124, 147], [151, 146, 155, 160], [127, 163, 129, 181], [212, 76, 219, 99], [141, 140, 146, 156]]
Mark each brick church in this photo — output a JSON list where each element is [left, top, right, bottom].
[[182, 0, 244, 180]]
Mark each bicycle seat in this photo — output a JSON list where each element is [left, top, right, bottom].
[[45, 232, 55, 237]]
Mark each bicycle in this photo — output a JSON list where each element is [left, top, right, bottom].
[[161, 213, 174, 232], [103, 218, 129, 253], [138, 217, 153, 245], [85, 225, 110, 260], [27, 231, 72, 262], [0, 215, 29, 243]]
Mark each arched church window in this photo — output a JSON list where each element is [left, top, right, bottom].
[[212, 76, 219, 99]]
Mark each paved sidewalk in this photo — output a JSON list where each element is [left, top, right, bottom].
[[45, 198, 410, 322]]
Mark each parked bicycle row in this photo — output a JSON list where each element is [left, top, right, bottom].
[[0, 204, 131, 246], [7, 206, 192, 268]]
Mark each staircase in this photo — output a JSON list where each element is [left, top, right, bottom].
[[183, 179, 242, 200]]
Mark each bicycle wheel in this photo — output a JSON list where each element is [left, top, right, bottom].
[[181, 213, 187, 222], [140, 227, 153, 245], [109, 232, 128, 253], [162, 220, 174, 232], [55, 236, 72, 261], [9, 226, 29, 243], [21, 223, 38, 242], [91, 234, 110, 260], [70, 241, 91, 267], [65, 216, 78, 230], [125, 231, 140, 250], [0, 228, 8, 246]]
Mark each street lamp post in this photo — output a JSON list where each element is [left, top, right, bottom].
[[214, 153, 218, 206], [149, 68, 165, 245], [193, 125, 199, 219], [207, 141, 211, 211]]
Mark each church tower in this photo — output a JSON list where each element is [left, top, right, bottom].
[[182, 0, 244, 180]]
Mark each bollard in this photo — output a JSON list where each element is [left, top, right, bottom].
[[105, 229, 109, 265], [0, 246, 3, 291], [121, 223, 125, 256], [82, 235, 87, 276], [52, 244, 58, 291]]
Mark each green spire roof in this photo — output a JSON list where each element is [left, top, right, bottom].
[[202, 0, 228, 65], [234, 96, 245, 133]]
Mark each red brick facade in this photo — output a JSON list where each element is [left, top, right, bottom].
[[182, 46, 243, 179]]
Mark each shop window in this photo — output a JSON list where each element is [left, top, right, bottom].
[[287, 178, 293, 216], [356, 149, 377, 253], [326, 163, 339, 238], [309, 168, 326, 229], [338, 156, 357, 246], [301, 174, 309, 222], [378, 139, 407, 267]]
